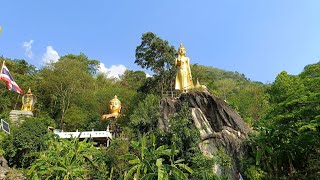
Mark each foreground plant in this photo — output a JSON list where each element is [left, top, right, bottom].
[[120, 134, 193, 180], [27, 136, 108, 179]]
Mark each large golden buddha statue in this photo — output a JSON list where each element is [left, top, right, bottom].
[[175, 43, 193, 92], [21, 88, 36, 112], [101, 95, 121, 120]]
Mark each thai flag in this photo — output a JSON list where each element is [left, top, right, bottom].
[[0, 61, 23, 94]]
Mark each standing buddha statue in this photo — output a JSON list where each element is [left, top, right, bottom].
[[175, 43, 193, 92]]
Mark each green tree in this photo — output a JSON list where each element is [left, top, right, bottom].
[[229, 84, 270, 124], [135, 32, 176, 74], [245, 63, 320, 178], [38, 54, 97, 130], [63, 106, 89, 131], [135, 32, 177, 94], [120, 70, 147, 90], [130, 94, 160, 134]]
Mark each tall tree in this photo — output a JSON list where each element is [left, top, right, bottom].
[[135, 32, 177, 94], [38, 54, 97, 130], [135, 32, 176, 74]]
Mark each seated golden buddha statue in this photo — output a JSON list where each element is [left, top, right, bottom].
[[101, 95, 121, 120], [21, 88, 36, 112]]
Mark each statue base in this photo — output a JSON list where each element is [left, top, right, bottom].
[[9, 110, 33, 126]]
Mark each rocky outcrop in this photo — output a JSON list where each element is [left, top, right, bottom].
[[0, 156, 25, 180], [159, 91, 250, 178], [0, 156, 8, 180]]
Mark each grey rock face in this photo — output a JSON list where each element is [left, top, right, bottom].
[[159, 91, 250, 177], [0, 156, 8, 180], [0, 156, 25, 180]]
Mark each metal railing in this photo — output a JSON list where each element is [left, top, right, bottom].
[[54, 128, 112, 147], [161, 90, 179, 98]]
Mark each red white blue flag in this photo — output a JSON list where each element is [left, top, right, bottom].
[[0, 61, 23, 94]]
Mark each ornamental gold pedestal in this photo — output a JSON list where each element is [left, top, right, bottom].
[[9, 110, 33, 126]]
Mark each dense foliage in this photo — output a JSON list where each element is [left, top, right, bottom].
[[0, 33, 318, 179], [244, 62, 320, 179], [120, 134, 193, 180], [27, 137, 109, 179], [2, 117, 54, 168]]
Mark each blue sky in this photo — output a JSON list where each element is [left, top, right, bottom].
[[0, 1, 319, 83]]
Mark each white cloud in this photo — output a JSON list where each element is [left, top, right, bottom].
[[145, 73, 152, 77], [42, 46, 60, 64], [22, 40, 34, 59], [98, 63, 127, 79]]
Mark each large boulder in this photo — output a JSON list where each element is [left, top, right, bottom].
[[159, 91, 250, 178]]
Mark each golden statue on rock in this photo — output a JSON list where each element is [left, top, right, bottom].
[[195, 79, 207, 90], [21, 88, 36, 112], [101, 95, 121, 120], [175, 43, 194, 92]]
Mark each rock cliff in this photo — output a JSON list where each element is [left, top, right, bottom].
[[159, 91, 250, 177]]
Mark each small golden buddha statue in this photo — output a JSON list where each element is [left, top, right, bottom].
[[21, 88, 36, 112], [101, 95, 121, 120], [195, 79, 207, 90], [175, 43, 193, 92]]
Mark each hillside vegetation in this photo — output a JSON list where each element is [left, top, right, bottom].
[[0, 32, 319, 179]]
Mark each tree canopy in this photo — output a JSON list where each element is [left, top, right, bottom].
[[135, 32, 177, 95], [244, 62, 320, 179]]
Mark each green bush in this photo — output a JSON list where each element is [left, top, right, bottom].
[[244, 166, 266, 180], [129, 94, 160, 134], [2, 117, 54, 168], [27, 137, 109, 179]]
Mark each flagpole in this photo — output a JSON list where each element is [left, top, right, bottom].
[[0, 60, 4, 75], [14, 93, 21, 110], [0, 61, 4, 82]]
